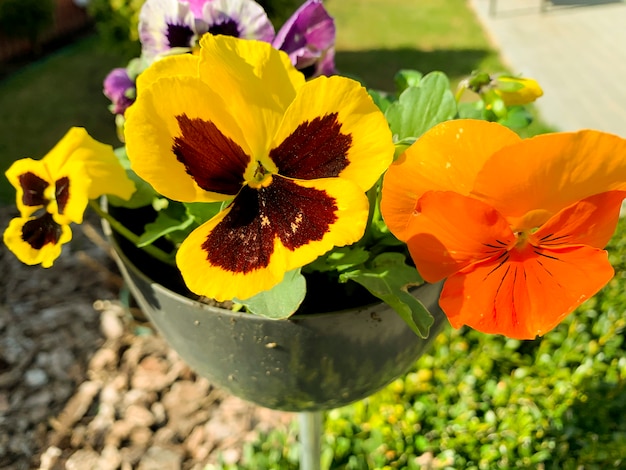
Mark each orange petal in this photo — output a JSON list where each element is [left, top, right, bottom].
[[440, 242, 614, 339], [381, 119, 520, 241], [532, 190, 626, 249], [473, 130, 626, 230], [402, 191, 515, 283]]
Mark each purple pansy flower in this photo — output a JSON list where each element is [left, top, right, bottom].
[[138, 0, 274, 62], [138, 0, 198, 61], [103, 68, 136, 115], [106, 0, 337, 116], [201, 0, 275, 41], [273, 0, 336, 77]]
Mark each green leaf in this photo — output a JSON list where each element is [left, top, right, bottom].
[[457, 101, 485, 120], [393, 137, 417, 159], [498, 105, 533, 129], [385, 71, 457, 141], [368, 89, 392, 113], [340, 252, 434, 338], [393, 69, 423, 94], [236, 269, 306, 319], [184, 201, 225, 225], [137, 202, 194, 247], [304, 245, 371, 273]]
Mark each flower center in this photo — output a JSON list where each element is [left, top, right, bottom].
[[512, 229, 541, 253], [249, 161, 273, 188], [18, 172, 69, 216]]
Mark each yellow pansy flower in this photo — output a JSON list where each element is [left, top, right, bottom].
[[124, 35, 394, 301], [4, 128, 135, 267]]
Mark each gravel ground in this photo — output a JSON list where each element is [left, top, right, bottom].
[[0, 206, 292, 470]]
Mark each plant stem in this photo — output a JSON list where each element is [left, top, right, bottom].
[[88, 200, 176, 266]]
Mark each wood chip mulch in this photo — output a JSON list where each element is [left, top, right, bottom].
[[0, 206, 292, 470]]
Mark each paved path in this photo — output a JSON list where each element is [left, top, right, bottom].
[[469, 0, 626, 137]]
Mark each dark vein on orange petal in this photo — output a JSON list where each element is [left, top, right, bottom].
[[485, 251, 510, 279], [534, 249, 560, 261], [539, 233, 570, 243]]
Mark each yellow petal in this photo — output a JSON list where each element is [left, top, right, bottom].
[[176, 176, 369, 301], [381, 119, 520, 241], [135, 53, 200, 94], [5, 132, 127, 225], [473, 130, 626, 230], [3, 214, 72, 268], [5, 158, 50, 217], [271, 75, 394, 192], [125, 75, 250, 202], [198, 35, 305, 156], [48, 160, 91, 225], [44, 127, 134, 202]]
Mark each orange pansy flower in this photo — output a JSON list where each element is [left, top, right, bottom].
[[381, 119, 626, 339]]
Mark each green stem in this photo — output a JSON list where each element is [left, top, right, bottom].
[[88, 200, 176, 266], [455, 83, 467, 103]]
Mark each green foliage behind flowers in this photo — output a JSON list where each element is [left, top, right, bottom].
[[87, 0, 144, 56], [218, 217, 626, 469]]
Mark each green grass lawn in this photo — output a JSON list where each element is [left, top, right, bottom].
[[327, 0, 503, 91], [0, 35, 130, 204]]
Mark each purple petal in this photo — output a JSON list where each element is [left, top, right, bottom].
[[103, 68, 136, 115], [187, 0, 213, 17], [272, 0, 336, 76], [139, 0, 197, 61], [201, 0, 275, 42]]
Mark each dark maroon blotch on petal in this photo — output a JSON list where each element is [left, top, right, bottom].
[[173, 114, 250, 195], [19, 172, 49, 207], [208, 19, 240, 37], [22, 212, 63, 250], [202, 176, 337, 273], [167, 23, 195, 48], [55, 176, 70, 215], [270, 113, 352, 180]]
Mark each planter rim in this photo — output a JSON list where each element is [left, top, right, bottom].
[[101, 201, 438, 324], [100, 200, 448, 411]]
